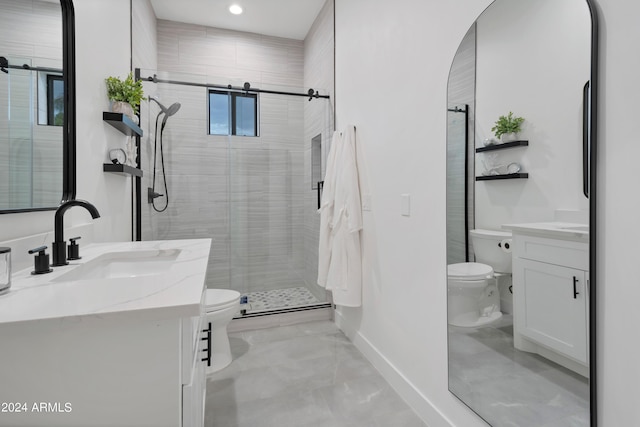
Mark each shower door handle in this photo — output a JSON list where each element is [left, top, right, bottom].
[[317, 181, 324, 209]]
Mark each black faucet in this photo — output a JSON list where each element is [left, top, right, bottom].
[[52, 200, 100, 266]]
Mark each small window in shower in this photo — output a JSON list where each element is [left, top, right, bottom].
[[46, 75, 64, 126], [311, 134, 322, 190], [208, 90, 258, 136], [36, 72, 64, 126]]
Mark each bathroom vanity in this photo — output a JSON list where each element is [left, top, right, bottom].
[[505, 223, 589, 377], [0, 239, 211, 427]]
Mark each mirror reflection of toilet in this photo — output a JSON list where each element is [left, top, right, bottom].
[[447, 229, 512, 327]]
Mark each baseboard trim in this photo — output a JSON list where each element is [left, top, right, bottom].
[[335, 311, 454, 427]]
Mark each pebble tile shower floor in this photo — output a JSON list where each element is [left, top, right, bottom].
[[240, 287, 320, 313], [205, 320, 427, 427]]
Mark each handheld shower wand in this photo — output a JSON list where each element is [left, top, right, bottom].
[[148, 96, 181, 213]]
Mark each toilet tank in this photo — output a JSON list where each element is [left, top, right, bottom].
[[470, 229, 512, 273]]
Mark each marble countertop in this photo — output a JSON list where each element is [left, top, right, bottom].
[[0, 239, 211, 326], [502, 222, 589, 241]]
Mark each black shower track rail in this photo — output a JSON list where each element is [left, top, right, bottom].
[[0, 59, 63, 74], [136, 70, 330, 100]]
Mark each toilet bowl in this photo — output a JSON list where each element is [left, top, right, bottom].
[[447, 262, 502, 327], [205, 288, 241, 374], [447, 229, 512, 327]]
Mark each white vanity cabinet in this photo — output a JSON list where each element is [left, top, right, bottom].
[[0, 239, 212, 427], [511, 231, 589, 376], [182, 311, 209, 427], [0, 307, 209, 427]]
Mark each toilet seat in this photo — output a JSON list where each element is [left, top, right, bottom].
[[206, 289, 241, 312], [448, 262, 493, 280]]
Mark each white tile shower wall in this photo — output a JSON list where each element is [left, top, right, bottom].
[[303, 0, 335, 302], [139, 19, 314, 296]]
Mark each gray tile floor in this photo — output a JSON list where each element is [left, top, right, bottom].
[[448, 315, 590, 427], [205, 320, 427, 427]]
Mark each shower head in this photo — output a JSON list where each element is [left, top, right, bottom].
[[160, 102, 181, 130], [149, 96, 180, 116], [150, 96, 181, 130], [0, 56, 8, 74], [165, 102, 181, 117]]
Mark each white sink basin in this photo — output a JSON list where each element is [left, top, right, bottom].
[[53, 249, 181, 282]]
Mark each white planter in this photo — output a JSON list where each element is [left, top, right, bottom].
[[501, 132, 519, 143], [111, 101, 134, 119]]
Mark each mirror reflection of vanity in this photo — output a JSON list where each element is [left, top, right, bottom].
[[446, 0, 597, 425], [0, 0, 75, 213]]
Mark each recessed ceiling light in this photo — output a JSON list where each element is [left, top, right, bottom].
[[229, 4, 243, 15]]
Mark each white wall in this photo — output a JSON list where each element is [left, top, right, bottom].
[[75, 0, 133, 243], [475, 0, 590, 229], [594, 0, 640, 425], [335, 0, 640, 426], [0, 0, 133, 266], [132, 0, 157, 72], [334, 1, 490, 425]]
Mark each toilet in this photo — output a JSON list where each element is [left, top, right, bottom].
[[205, 288, 241, 374], [447, 229, 512, 327]]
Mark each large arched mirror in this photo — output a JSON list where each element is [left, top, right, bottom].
[[0, 0, 75, 213], [446, 0, 598, 425]]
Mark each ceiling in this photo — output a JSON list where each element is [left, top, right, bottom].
[[149, 0, 327, 40]]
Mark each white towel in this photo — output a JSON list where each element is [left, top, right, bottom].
[[317, 130, 341, 288], [317, 126, 363, 307]]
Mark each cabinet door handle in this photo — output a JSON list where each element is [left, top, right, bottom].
[[201, 322, 211, 366], [573, 276, 580, 299]]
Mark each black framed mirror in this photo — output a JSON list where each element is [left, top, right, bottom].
[[0, 0, 75, 214], [445, 0, 598, 425]]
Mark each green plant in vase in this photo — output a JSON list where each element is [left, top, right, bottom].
[[105, 72, 144, 117], [491, 112, 525, 142]]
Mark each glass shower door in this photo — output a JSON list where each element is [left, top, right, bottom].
[[229, 144, 329, 315]]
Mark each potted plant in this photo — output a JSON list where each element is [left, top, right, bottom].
[[105, 72, 144, 119], [491, 111, 525, 142]]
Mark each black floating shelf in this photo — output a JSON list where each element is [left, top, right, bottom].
[[103, 112, 143, 137], [476, 140, 528, 153], [103, 163, 143, 177], [476, 173, 528, 181]]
